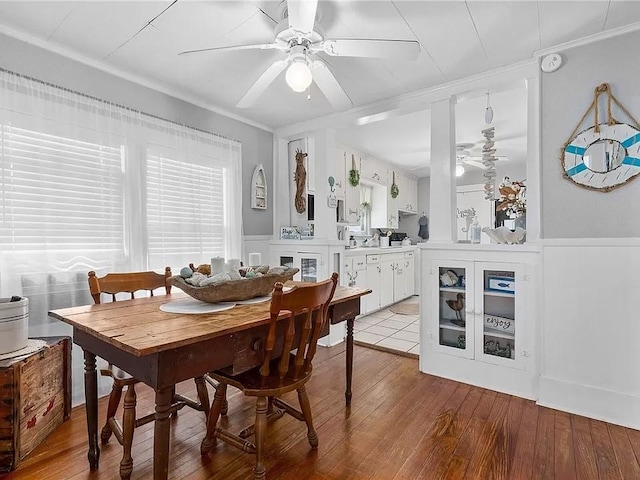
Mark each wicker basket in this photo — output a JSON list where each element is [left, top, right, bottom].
[[170, 268, 299, 303]]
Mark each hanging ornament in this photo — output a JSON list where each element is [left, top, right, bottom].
[[484, 91, 494, 125], [481, 127, 497, 200]]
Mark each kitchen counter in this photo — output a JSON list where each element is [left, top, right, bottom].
[[344, 245, 417, 256]]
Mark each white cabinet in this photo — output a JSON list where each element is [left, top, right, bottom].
[[277, 251, 323, 282], [361, 250, 414, 313], [420, 246, 539, 399], [360, 157, 387, 186], [364, 255, 381, 314], [429, 259, 525, 369], [370, 172, 398, 229], [342, 255, 367, 289], [404, 251, 415, 297], [397, 173, 418, 214]]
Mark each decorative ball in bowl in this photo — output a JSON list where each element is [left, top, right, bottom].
[[171, 267, 299, 303]]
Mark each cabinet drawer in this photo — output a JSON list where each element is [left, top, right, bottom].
[[353, 256, 366, 271], [366, 254, 380, 264], [343, 257, 353, 271], [405, 251, 414, 258]]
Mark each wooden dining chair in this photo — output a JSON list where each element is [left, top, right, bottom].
[[200, 273, 339, 480], [88, 268, 211, 480]]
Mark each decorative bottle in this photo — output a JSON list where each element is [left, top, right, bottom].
[[470, 217, 481, 244]]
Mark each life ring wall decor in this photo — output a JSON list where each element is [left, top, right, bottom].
[[561, 83, 640, 192]]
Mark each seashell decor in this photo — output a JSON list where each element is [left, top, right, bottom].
[[482, 226, 526, 245]]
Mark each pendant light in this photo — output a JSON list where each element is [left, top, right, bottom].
[[484, 91, 494, 125]]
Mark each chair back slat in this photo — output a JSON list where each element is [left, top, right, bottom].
[[88, 267, 172, 304], [260, 273, 338, 379]]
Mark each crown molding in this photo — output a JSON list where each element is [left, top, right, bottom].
[[0, 23, 274, 133], [534, 21, 640, 58]]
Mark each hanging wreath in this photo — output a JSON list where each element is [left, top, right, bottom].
[[348, 153, 360, 187], [390, 171, 399, 198]]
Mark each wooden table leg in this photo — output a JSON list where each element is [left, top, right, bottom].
[[153, 387, 173, 480], [83, 349, 100, 470], [345, 317, 354, 406]]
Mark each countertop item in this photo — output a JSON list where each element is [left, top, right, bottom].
[[344, 245, 417, 256]]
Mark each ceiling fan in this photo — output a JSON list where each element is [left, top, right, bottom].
[[456, 143, 509, 174], [179, 0, 420, 109]]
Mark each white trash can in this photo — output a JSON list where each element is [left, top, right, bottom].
[[0, 296, 29, 355]]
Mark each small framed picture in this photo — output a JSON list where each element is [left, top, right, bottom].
[[280, 226, 301, 240]]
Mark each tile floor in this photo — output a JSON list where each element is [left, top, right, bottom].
[[353, 296, 420, 356]]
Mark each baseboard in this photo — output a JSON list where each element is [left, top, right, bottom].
[[538, 376, 640, 430]]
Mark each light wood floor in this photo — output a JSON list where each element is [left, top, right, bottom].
[[5, 344, 640, 480]]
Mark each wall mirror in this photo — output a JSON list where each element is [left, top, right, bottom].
[[562, 123, 640, 192], [562, 84, 640, 192]]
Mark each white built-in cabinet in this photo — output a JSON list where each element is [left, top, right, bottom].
[[360, 157, 387, 186], [397, 172, 418, 214], [341, 255, 367, 289], [420, 246, 539, 399], [361, 249, 415, 314]]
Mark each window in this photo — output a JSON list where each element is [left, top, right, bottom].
[[0, 69, 242, 319]]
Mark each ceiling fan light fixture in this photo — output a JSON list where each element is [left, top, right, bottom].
[[456, 164, 465, 177], [286, 61, 313, 92]]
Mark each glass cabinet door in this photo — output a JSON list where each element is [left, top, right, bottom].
[[476, 264, 518, 365], [300, 253, 322, 282], [435, 262, 474, 359]]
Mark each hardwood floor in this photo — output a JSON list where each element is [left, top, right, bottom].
[[4, 344, 640, 480]]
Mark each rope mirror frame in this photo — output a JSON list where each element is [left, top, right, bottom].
[[561, 83, 640, 193]]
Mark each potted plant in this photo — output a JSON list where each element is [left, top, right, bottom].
[[348, 153, 360, 187]]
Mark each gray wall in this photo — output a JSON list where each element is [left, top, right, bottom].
[[541, 30, 640, 239], [399, 176, 431, 240], [0, 33, 273, 236]]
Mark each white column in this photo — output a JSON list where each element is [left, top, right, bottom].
[[272, 137, 289, 233], [525, 74, 541, 242], [429, 97, 457, 243]]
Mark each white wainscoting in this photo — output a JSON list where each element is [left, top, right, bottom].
[[539, 238, 640, 429], [243, 235, 273, 267]]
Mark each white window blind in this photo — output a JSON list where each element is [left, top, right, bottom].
[[0, 124, 125, 261], [146, 151, 226, 269]]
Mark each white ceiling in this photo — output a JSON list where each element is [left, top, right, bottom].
[[0, 1, 638, 176]]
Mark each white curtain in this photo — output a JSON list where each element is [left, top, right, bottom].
[[0, 69, 242, 404]]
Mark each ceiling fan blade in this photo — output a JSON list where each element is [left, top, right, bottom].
[[287, 0, 318, 34], [321, 39, 420, 60], [178, 43, 278, 56], [462, 159, 487, 170], [237, 60, 289, 108], [311, 61, 352, 110]]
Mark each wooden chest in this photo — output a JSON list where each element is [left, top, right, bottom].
[[0, 336, 71, 472]]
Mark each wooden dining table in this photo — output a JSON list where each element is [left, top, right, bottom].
[[48, 284, 370, 480]]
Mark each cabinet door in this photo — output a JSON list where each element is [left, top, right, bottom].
[[299, 252, 322, 282], [364, 263, 381, 313], [431, 260, 475, 359], [404, 174, 418, 213], [393, 260, 404, 302], [360, 157, 386, 185], [344, 181, 361, 224], [404, 256, 415, 297], [279, 254, 301, 281], [475, 261, 524, 369], [380, 260, 395, 307]]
